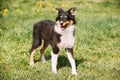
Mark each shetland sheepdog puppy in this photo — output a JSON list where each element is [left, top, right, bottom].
[[29, 7, 77, 75]]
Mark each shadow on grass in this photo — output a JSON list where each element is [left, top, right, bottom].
[[34, 54, 51, 63], [35, 54, 85, 69], [57, 56, 85, 69]]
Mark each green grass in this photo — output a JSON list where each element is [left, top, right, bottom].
[[0, 0, 120, 80]]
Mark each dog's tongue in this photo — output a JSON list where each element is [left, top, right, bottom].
[[61, 26, 65, 30]]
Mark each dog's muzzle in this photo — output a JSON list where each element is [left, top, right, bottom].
[[60, 22, 67, 30]]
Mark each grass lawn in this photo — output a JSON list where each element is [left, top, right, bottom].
[[0, 0, 120, 80]]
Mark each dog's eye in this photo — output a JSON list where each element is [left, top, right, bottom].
[[60, 16, 63, 18], [65, 16, 67, 18]]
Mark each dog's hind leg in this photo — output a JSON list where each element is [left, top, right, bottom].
[[29, 39, 44, 65], [40, 43, 48, 63], [29, 26, 44, 65], [29, 49, 36, 65]]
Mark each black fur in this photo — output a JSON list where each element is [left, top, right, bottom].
[[30, 20, 61, 54]]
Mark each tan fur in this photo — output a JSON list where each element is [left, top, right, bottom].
[[30, 39, 44, 65]]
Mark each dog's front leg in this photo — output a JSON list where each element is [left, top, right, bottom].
[[51, 52, 58, 73], [51, 46, 59, 73], [66, 48, 77, 75]]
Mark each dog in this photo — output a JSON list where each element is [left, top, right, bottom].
[[29, 7, 77, 75]]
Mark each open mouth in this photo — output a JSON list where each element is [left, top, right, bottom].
[[61, 25, 66, 30]]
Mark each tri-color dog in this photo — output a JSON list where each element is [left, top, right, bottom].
[[29, 7, 77, 75]]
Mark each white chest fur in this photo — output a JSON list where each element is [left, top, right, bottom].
[[55, 25, 75, 49], [60, 32, 75, 48]]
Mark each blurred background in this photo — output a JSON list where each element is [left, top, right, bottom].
[[0, 0, 120, 80]]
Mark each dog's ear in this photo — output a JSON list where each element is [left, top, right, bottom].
[[68, 7, 77, 15], [55, 8, 64, 14]]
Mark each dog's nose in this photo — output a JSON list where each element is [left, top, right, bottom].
[[61, 23, 63, 25]]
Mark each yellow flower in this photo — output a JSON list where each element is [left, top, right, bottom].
[[36, 1, 43, 7], [3, 13, 6, 16], [3, 8, 9, 16], [4, 8, 8, 12], [36, 9, 40, 13], [47, 2, 53, 7]]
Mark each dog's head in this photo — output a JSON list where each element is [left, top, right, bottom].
[[55, 7, 76, 31]]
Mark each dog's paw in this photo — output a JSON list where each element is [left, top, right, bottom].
[[72, 72, 77, 75], [30, 61, 34, 66], [52, 70, 57, 74], [41, 57, 46, 63]]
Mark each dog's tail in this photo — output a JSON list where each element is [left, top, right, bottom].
[[30, 24, 43, 53]]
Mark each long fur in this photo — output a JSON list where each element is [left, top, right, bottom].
[[29, 7, 77, 75]]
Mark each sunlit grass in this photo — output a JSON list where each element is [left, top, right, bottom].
[[0, 0, 120, 80]]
